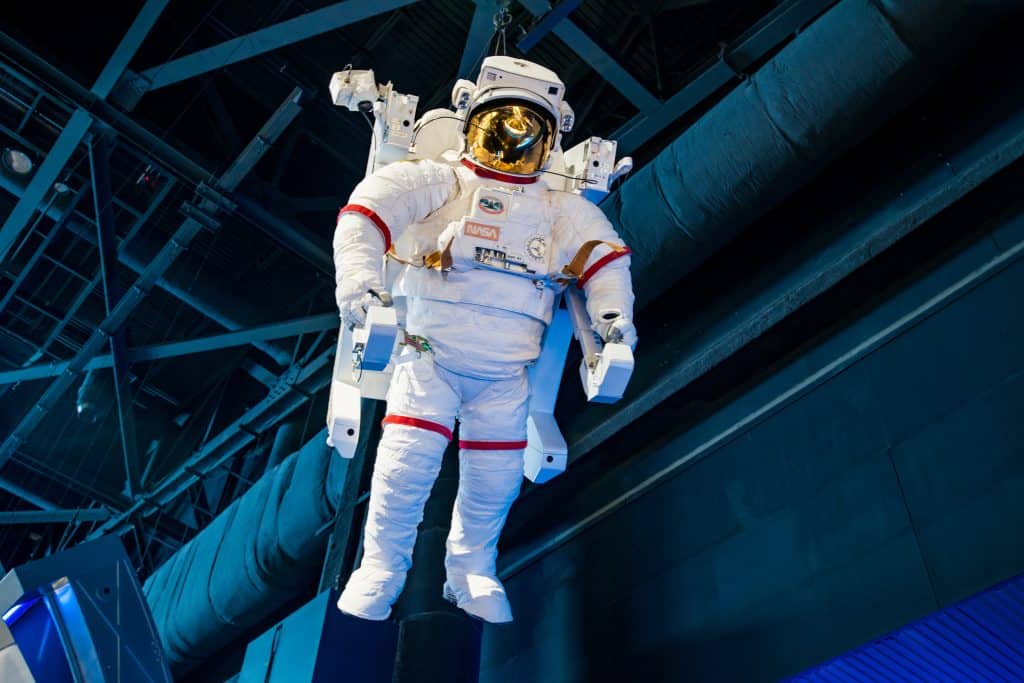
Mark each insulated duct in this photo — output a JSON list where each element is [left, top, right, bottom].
[[142, 431, 347, 675], [605, 0, 973, 305]]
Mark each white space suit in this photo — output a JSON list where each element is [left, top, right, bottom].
[[334, 57, 636, 623]]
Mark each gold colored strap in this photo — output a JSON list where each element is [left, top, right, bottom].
[[423, 237, 454, 272], [561, 240, 628, 280]]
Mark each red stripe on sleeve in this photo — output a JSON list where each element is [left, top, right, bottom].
[[339, 204, 392, 252], [382, 415, 453, 441], [577, 246, 632, 289], [459, 440, 529, 451]]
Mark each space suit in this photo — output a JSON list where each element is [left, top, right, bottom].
[[333, 57, 637, 623]]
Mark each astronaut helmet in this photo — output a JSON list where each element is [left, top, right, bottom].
[[452, 56, 575, 177]]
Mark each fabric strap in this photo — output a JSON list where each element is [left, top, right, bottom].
[[382, 415, 453, 441], [459, 439, 529, 451], [560, 240, 631, 288]]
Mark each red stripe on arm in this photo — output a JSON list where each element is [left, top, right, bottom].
[[339, 204, 392, 252], [576, 246, 632, 289], [459, 440, 529, 451], [382, 415, 453, 441]]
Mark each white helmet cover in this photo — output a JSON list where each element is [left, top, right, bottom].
[[452, 57, 575, 175]]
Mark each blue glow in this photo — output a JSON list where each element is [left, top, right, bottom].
[[2, 596, 41, 627]]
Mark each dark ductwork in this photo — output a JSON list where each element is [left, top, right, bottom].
[[605, 0, 976, 306], [142, 431, 347, 675]]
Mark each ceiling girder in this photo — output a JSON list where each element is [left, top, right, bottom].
[[89, 134, 142, 498], [0, 313, 338, 385], [516, 0, 661, 114], [137, 0, 420, 92], [0, 89, 305, 474], [460, 0, 501, 79], [0, 0, 169, 265], [0, 509, 110, 524]]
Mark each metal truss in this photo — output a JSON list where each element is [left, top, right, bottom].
[[0, 0, 169, 265], [133, 0, 420, 94], [0, 312, 338, 385], [0, 509, 110, 524], [0, 88, 305, 490], [89, 343, 336, 539], [516, 0, 661, 114]]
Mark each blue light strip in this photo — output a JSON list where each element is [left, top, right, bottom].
[[2, 595, 41, 627], [786, 573, 1024, 681]]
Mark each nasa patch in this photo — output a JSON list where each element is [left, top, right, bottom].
[[478, 196, 505, 215], [464, 221, 501, 241]]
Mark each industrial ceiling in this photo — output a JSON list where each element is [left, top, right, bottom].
[[0, 0, 793, 576]]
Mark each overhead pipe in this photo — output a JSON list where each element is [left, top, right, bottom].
[[140, 431, 345, 675], [604, 0, 979, 306]]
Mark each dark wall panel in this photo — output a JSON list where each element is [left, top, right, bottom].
[[482, 215, 1024, 681]]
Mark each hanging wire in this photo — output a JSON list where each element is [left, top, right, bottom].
[[493, 1, 513, 56]]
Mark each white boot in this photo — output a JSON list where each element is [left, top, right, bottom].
[[443, 573, 513, 623], [445, 447, 523, 624], [338, 566, 405, 620]]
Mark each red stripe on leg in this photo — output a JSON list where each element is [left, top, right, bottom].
[[382, 415, 453, 441], [459, 440, 528, 451]]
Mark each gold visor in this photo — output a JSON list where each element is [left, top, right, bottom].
[[465, 102, 554, 176]]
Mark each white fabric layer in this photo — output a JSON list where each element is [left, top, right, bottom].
[[335, 157, 638, 621], [340, 352, 528, 620], [333, 160, 458, 313], [333, 159, 636, 378]]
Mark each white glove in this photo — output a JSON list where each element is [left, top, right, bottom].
[[594, 315, 637, 350], [336, 278, 382, 329]]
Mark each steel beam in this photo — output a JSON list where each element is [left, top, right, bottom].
[[0, 159, 298, 368], [139, 0, 420, 91], [0, 184, 88, 317], [460, 0, 500, 79], [516, 0, 582, 53], [0, 476, 58, 511], [0, 509, 110, 525], [0, 89, 304, 472], [612, 0, 838, 153], [26, 178, 176, 365], [517, 0, 660, 114], [0, 109, 92, 265], [0, 313, 338, 384], [89, 134, 141, 498], [0, 0, 167, 264], [230, 194, 334, 275], [91, 0, 169, 99], [0, 30, 211, 186]]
